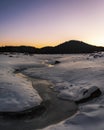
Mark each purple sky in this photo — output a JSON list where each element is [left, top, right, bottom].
[[0, 0, 104, 47]]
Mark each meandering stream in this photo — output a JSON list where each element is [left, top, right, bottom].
[[0, 66, 77, 130]]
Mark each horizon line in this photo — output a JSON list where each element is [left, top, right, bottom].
[[0, 40, 104, 49]]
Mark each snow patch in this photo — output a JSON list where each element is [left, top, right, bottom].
[[58, 86, 101, 102], [0, 54, 42, 112]]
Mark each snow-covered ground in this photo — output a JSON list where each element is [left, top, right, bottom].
[[0, 52, 104, 130], [41, 52, 104, 130], [0, 53, 42, 112]]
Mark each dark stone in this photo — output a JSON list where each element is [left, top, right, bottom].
[[15, 69, 20, 72], [76, 88, 102, 104], [54, 61, 61, 64], [9, 55, 13, 57], [83, 90, 88, 95]]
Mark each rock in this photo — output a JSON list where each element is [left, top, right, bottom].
[[54, 61, 61, 64], [76, 87, 102, 104], [58, 86, 102, 104], [9, 55, 13, 57]]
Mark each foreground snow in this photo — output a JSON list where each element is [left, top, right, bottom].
[[0, 52, 104, 130], [0, 54, 42, 112], [41, 52, 104, 130]]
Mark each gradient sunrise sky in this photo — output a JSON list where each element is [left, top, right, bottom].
[[0, 0, 104, 48]]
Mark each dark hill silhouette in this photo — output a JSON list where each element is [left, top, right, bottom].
[[40, 40, 104, 54], [0, 46, 39, 54], [40, 46, 54, 54], [0, 40, 104, 54]]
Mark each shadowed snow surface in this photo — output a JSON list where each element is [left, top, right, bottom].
[[0, 52, 104, 130], [0, 54, 42, 112]]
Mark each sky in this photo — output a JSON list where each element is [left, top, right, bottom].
[[0, 0, 104, 48]]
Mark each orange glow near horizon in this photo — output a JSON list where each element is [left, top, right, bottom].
[[0, 41, 60, 48], [0, 38, 104, 48], [0, 39, 69, 48]]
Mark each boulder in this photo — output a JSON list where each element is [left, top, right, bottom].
[[54, 61, 61, 64], [58, 86, 102, 104], [76, 87, 102, 104]]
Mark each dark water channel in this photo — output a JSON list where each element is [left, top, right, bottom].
[[0, 70, 78, 130]]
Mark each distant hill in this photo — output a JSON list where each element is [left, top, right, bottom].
[[40, 40, 104, 54], [0, 40, 104, 54], [0, 46, 39, 54]]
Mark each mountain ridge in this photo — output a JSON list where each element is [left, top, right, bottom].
[[0, 40, 104, 54], [40, 40, 104, 54]]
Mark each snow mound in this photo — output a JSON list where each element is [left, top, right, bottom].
[[89, 52, 104, 59], [58, 86, 101, 103], [0, 54, 42, 112]]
